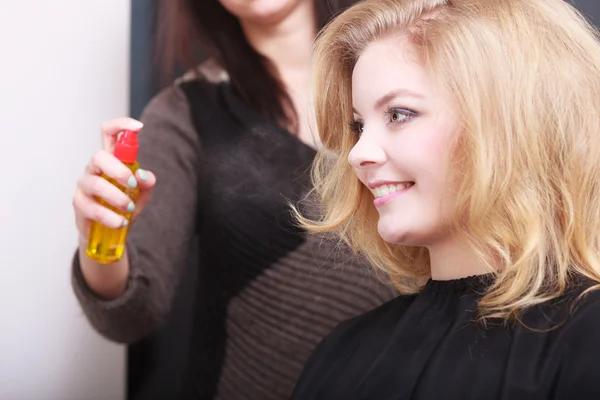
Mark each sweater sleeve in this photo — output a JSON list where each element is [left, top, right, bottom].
[[71, 82, 201, 344]]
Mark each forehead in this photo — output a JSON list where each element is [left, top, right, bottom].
[[351, 38, 429, 105]]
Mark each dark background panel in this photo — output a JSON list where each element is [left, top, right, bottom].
[[130, 0, 160, 120], [572, 0, 600, 22], [126, 1, 600, 398]]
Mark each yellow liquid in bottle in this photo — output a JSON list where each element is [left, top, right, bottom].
[[86, 161, 140, 264]]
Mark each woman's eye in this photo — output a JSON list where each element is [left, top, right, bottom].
[[386, 108, 416, 124], [390, 112, 405, 122], [349, 120, 364, 135]]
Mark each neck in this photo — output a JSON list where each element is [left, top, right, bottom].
[[427, 236, 491, 280], [240, 2, 316, 77]]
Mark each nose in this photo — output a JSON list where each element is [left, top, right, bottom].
[[348, 132, 387, 169]]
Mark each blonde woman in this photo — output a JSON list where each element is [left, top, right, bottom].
[[292, 0, 600, 398]]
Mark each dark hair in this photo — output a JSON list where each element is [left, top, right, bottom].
[[157, 0, 358, 132]]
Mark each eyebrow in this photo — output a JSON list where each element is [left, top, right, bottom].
[[353, 89, 425, 115]]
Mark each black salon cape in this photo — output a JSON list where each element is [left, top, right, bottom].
[[292, 275, 600, 399]]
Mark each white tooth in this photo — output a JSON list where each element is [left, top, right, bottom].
[[382, 185, 390, 196], [404, 182, 412, 189], [375, 187, 382, 198], [396, 184, 403, 192]]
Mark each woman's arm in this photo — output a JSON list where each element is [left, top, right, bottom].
[[72, 83, 201, 344]]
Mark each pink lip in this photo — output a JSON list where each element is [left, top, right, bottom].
[[373, 185, 412, 207]]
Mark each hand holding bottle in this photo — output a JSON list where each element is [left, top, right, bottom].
[[73, 118, 156, 262]]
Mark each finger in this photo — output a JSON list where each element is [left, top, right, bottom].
[[100, 118, 143, 152], [79, 174, 135, 212], [134, 168, 156, 191], [100, 117, 143, 137], [73, 190, 127, 230], [75, 215, 91, 242], [78, 219, 90, 242], [86, 150, 138, 190]]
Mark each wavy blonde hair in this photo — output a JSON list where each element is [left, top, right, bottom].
[[299, 0, 600, 322]]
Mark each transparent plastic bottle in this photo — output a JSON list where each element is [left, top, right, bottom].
[[86, 130, 140, 264]]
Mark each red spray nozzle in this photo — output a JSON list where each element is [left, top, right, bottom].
[[114, 130, 139, 163]]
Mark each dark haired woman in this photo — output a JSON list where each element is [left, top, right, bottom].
[[69, 0, 396, 398]]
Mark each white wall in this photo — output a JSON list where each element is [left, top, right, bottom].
[[0, 1, 130, 399]]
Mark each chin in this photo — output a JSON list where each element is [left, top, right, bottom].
[[377, 219, 411, 245], [221, 0, 302, 24]]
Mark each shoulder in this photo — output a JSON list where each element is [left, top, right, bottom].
[[176, 58, 230, 85], [522, 282, 600, 345], [139, 59, 230, 144], [155, 58, 233, 125], [293, 295, 414, 393], [329, 293, 415, 342], [549, 284, 600, 398], [143, 59, 228, 120], [559, 284, 600, 344]]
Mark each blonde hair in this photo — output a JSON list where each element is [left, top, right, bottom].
[[299, 0, 600, 322]]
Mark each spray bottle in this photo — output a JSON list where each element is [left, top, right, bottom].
[[86, 130, 140, 264]]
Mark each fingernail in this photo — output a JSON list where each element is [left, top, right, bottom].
[[138, 169, 148, 181], [127, 176, 138, 188], [133, 121, 143, 128], [126, 202, 135, 213], [122, 219, 129, 228]]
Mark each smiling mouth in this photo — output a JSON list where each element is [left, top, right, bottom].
[[373, 182, 415, 198]]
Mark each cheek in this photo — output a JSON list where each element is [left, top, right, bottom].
[[412, 130, 454, 182], [353, 168, 368, 186], [387, 135, 442, 182], [417, 133, 457, 219]]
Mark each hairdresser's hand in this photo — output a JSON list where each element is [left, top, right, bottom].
[[73, 118, 157, 242]]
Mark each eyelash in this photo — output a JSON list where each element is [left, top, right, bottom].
[[349, 108, 417, 136]]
